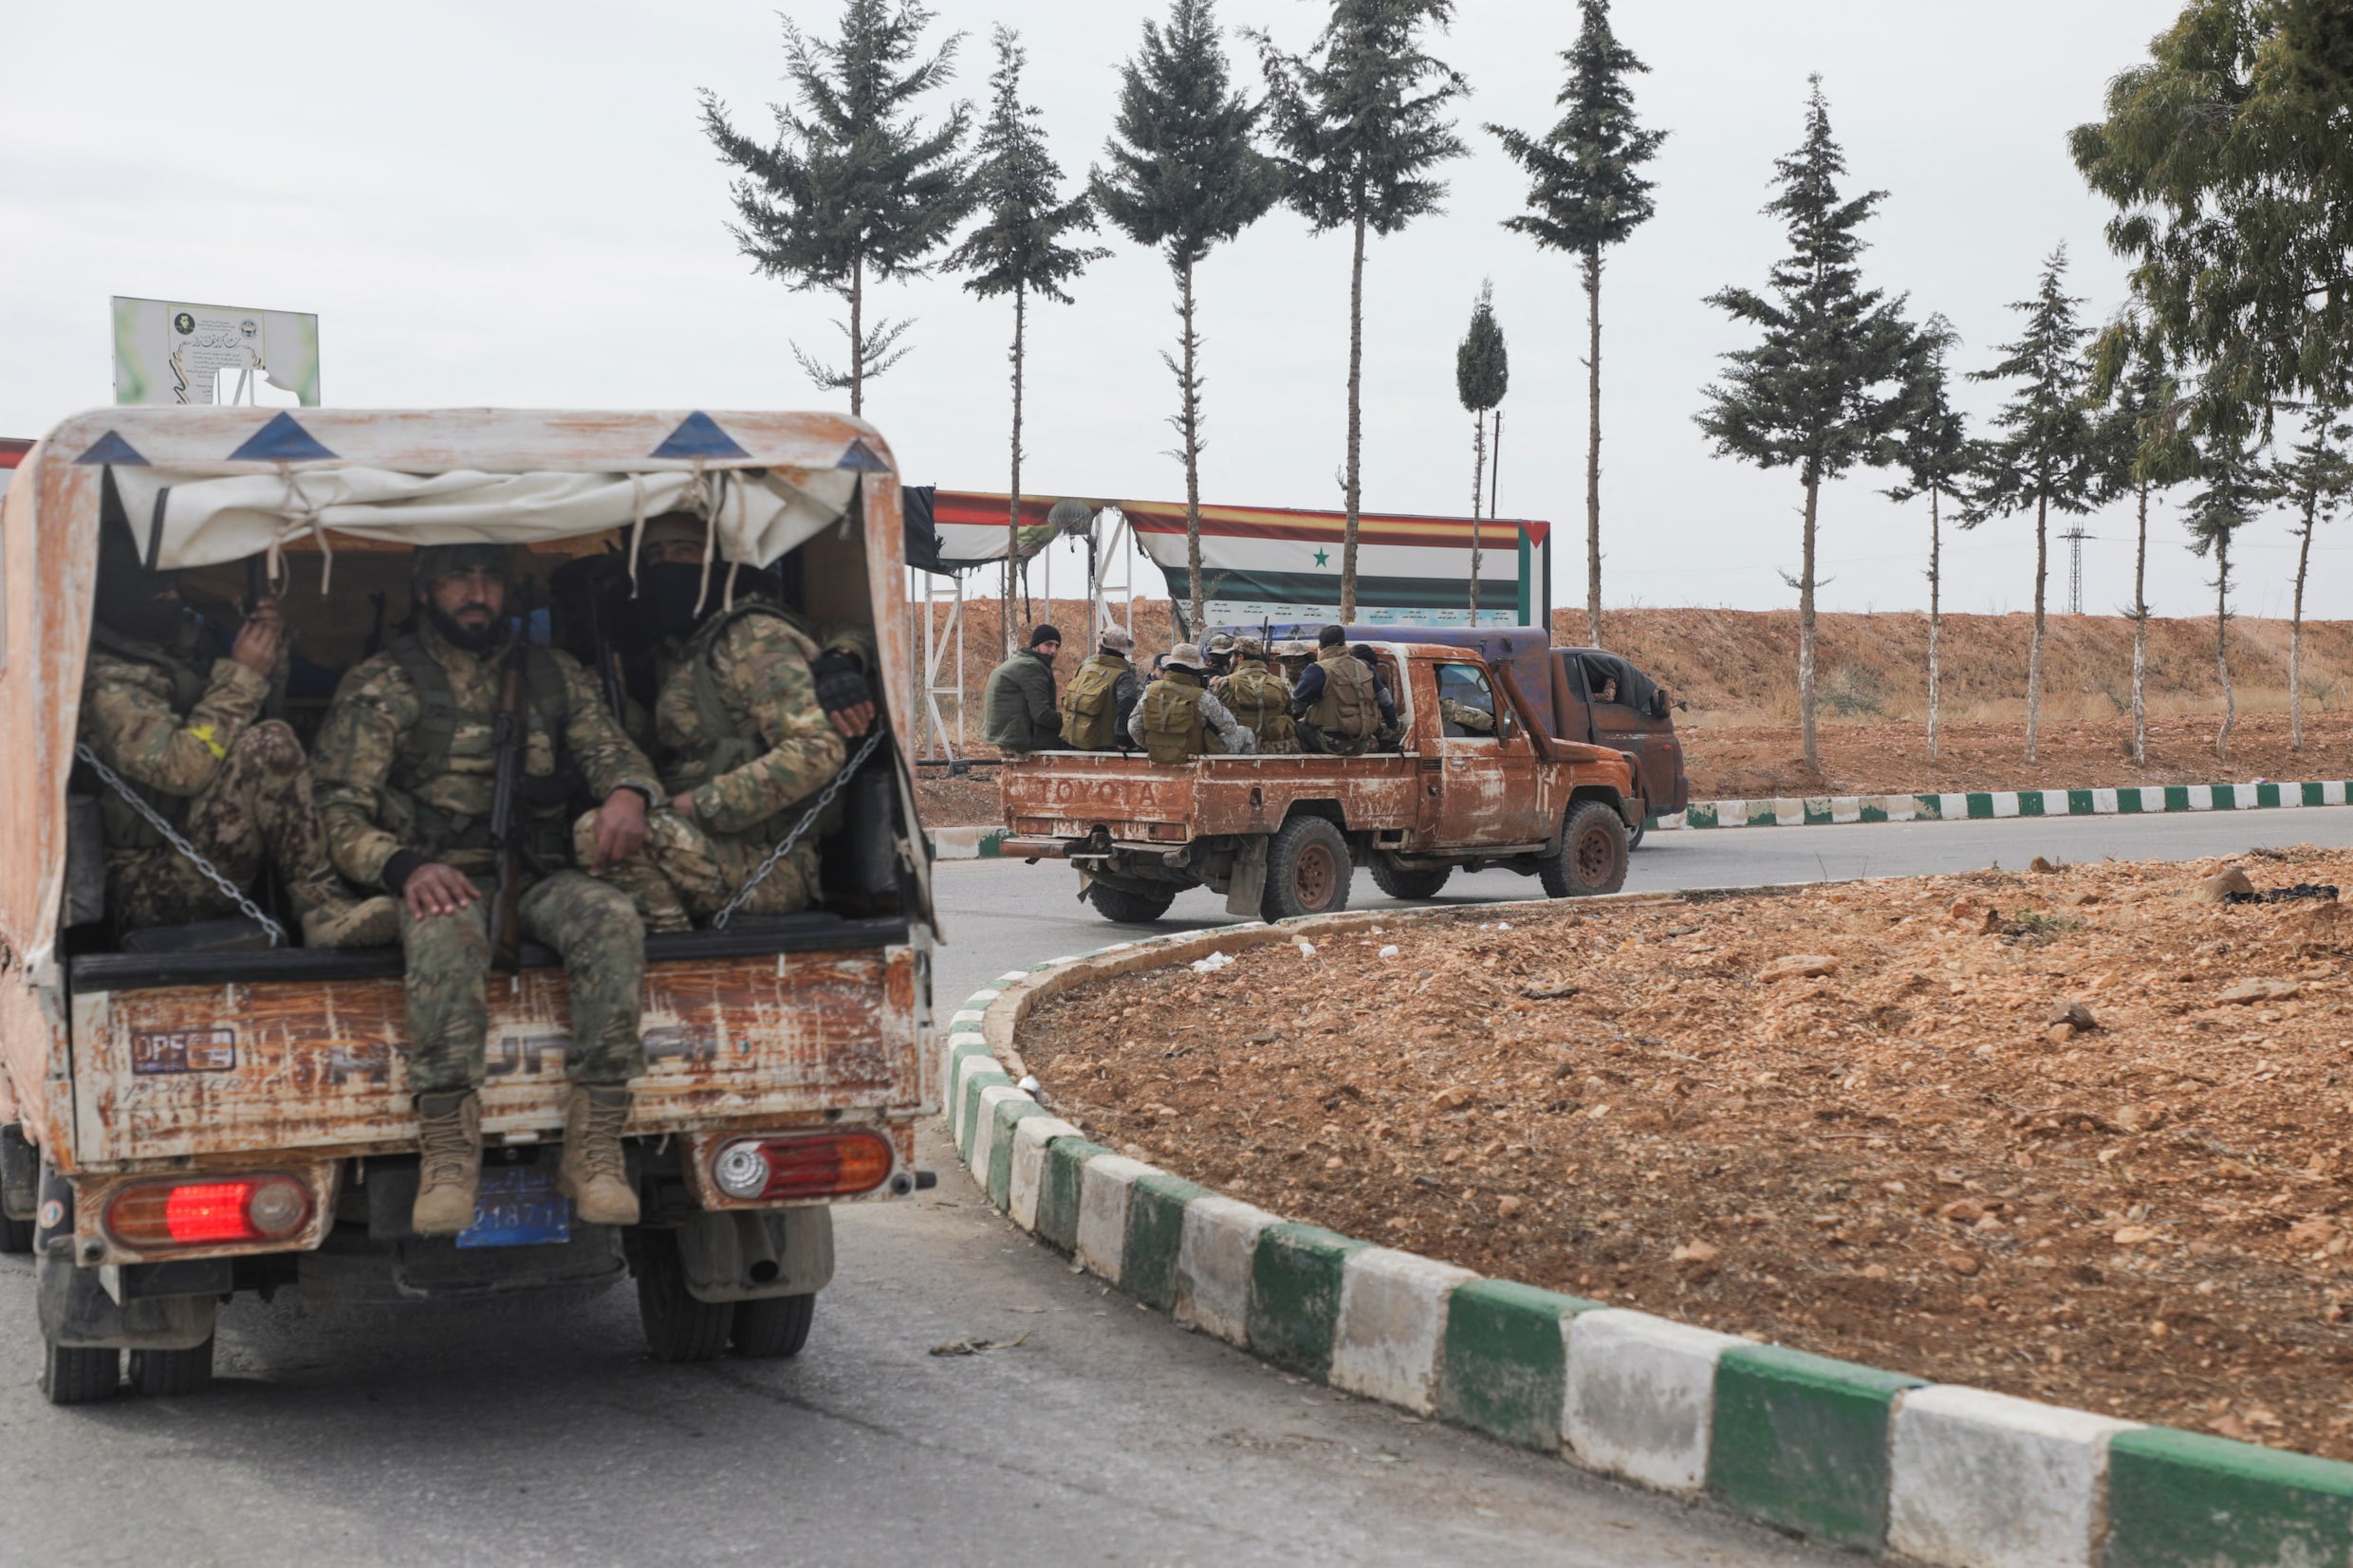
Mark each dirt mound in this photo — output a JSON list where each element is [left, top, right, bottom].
[[1021, 851, 2353, 1459]]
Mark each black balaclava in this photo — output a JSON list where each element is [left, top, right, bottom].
[[636, 561, 714, 642], [94, 514, 186, 644]]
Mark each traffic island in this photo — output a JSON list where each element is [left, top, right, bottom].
[[945, 864, 2353, 1567]]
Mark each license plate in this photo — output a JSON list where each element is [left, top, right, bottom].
[[455, 1165, 572, 1249]]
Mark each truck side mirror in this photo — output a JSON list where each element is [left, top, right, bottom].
[[1496, 705, 1517, 741]]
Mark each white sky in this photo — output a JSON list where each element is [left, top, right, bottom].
[[9, 0, 2333, 622]]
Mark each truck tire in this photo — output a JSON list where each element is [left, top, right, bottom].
[[130, 1336, 214, 1397], [1369, 857, 1452, 901], [41, 1341, 119, 1405], [732, 1292, 816, 1359], [1262, 816, 1353, 922], [635, 1232, 732, 1364], [1540, 801, 1629, 898], [1088, 882, 1177, 924], [1627, 797, 1648, 852]]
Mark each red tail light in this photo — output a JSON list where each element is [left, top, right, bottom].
[[106, 1175, 310, 1248], [710, 1131, 895, 1201]]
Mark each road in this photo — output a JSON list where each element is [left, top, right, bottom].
[[6, 809, 2348, 1565]]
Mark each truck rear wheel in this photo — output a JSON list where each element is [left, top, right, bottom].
[[1627, 797, 1648, 852], [1088, 882, 1177, 924], [41, 1341, 119, 1405], [1262, 816, 1353, 922], [1369, 857, 1452, 901], [1541, 801, 1630, 898], [635, 1231, 732, 1364], [130, 1336, 214, 1397], [732, 1292, 815, 1359]]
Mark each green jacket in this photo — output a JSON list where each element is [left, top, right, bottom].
[[983, 649, 1062, 752]]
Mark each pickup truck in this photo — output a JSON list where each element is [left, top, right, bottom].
[[999, 642, 1642, 922], [0, 406, 936, 1402]]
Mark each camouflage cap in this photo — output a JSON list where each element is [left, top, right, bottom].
[[1099, 626, 1136, 655], [1205, 632, 1237, 655], [1232, 635, 1264, 657], [412, 543, 510, 589], [1164, 641, 1206, 672]]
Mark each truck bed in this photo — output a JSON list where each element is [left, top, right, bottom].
[[1002, 750, 1420, 847]]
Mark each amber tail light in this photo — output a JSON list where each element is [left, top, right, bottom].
[[709, 1131, 895, 1202], [105, 1176, 311, 1248]]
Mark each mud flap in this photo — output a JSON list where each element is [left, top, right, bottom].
[[1226, 836, 1269, 918], [37, 1250, 215, 1351], [676, 1206, 835, 1303]]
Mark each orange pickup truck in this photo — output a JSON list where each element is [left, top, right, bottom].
[[999, 642, 1641, 923]]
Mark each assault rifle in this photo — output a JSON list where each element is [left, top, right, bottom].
[[487, 655, 528, 972]]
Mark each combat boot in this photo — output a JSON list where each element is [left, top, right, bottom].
[[300, 894, 400, 950], [558, 1085, 639, 1226], [412, 1090, 482, 1235]]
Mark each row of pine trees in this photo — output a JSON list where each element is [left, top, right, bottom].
[[699, 0, 2353, 771]]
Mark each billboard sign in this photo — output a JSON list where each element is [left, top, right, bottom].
[[112, 296, 320, 406]]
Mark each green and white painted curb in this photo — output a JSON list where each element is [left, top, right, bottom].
[[1661, 778, 2353, 833], [944, 894, 2353, 1568]]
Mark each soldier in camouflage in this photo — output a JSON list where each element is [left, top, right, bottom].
[[313, 544, 662, 1235], [584, 513, 854, 932], [79, 516, 395, 948]]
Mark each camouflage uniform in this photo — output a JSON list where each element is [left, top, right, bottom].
[[592, 604, 846, 932], [313, 618, 662, 1096], [79, 618, 348, 931]]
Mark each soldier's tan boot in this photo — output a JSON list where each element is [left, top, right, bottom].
[[558, 1085, 639, 1226], [411, 1091, 483, 1236], [300, 894, 401, 950]]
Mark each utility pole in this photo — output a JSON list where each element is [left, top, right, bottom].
[[2060, 525, 2095, 615]]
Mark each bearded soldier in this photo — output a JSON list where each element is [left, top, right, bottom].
[[79, 514, 393, 948], [313, 544, 661, 1236], [1127, 642, 1255, 762], [583, 513, 852, 933], [1209, 635, 1295, 753]]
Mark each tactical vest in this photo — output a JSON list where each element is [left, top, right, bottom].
[[83, 622, 213, 851], [1214, 661, 1295, 752], [1060, 653, 1132, 750], [680, 601, 827, 843], [1307, 647, 1378, 739], [1139, 672, 1210, 765], [385, 633, 577, 863]]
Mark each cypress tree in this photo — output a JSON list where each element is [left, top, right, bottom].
[[2089, 320, 2198, 766], [699, 0, 972, 416], [1488, 0, 1663, 647], [1966, 246, 2102, 766], [1255, 0, 1470, 622], [1093, 0, 1281, 636], [1695, 78, 1914, 772], [1455, 280, 1509, 621], [950, 28, 1111, 653], [2270, 405, 2353, 749], [2184, 433, 2277, 762], [1882, 315, 1972, 761]]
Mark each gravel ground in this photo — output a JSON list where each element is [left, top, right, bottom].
[[1020, 846, 2353, 1459]]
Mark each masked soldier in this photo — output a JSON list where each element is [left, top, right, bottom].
[[79, 516, 394, 948], [1203, 631, 1236, 680], [1289, 625, 1397, 756], [1128, 643, 1256, 762], [1210, 635, 1295, 753], [313, 544, 662, 1236], [1059, 625, 1143, 751], [584, 513, 851, 933]]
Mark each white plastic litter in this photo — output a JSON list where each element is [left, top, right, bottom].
[[1191, 950, 1235, 974], [1297, 941, 1317, 958], [1017, 1075, 1042, 1096], [1379, 945, 1400, 958], [1497, 922, 1512, 931]]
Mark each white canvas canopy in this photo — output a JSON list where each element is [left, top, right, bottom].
[[107, 464, 861, 577]]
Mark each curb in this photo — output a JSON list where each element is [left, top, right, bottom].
[[942, 893, 2353, 1568]]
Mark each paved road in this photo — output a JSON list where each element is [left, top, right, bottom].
[[7, 809, 2348, 1565]]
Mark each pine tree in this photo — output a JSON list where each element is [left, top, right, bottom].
[[951, 28, 1111, 655], [1883, 315, 1971, 761], [1966, 246, 2101, 766], [2270, 404, 2353, 749], [1488, 0, 1663, 647], [1695, 78, 1914, 772], [699, 0, 972, 416], [1455, 280, 1509, 622], [1255, 0, 1469, 622], [1094, 0, 1281, 636], [2184, 433, 2277, 762], [2089, 320, 2198, 766]]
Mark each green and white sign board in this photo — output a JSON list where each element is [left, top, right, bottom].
[[112, 296, 320, 407]]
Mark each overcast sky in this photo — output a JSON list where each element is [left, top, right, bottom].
[[12, 0, 2334, 622]]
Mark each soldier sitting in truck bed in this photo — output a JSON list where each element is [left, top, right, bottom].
[[1289, 624, 1396, 755], [1129, 643, 1255, 761]]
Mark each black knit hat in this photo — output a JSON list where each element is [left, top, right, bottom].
[[1028, 624, 1064, 648]]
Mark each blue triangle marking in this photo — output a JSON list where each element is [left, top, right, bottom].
[[227, 412, 337, 462], [837, 438, 890, 472], [74, 430, 149, 466], [651, 412, 750, 460]]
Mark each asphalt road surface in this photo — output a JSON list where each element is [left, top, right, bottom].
[[7, 809, 2348, 1566]]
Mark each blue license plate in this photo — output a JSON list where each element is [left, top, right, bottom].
[[455, 1165, 572, 1249]]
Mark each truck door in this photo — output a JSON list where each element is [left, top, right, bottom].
[[1581, 655, 1688, 816], [1427, 662, 1544, 846]]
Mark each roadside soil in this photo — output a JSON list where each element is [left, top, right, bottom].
[[1017, 850, 2353, 1458], [914, 769, 1001, 829]]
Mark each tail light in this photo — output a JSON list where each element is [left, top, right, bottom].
[[710, 1131, 894, 1202], [106, 1175, 311, 1248]]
